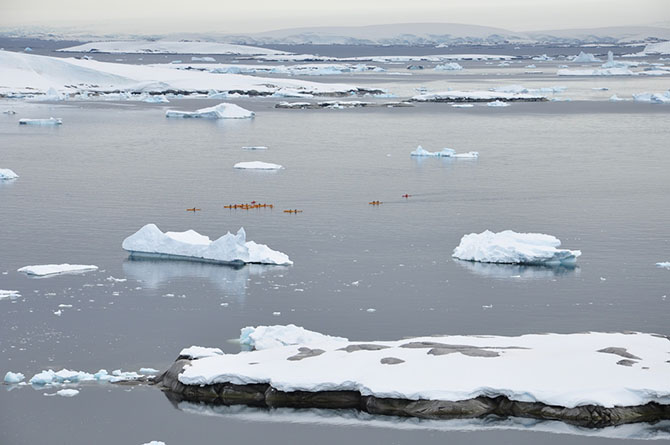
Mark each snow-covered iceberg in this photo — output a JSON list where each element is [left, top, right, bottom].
[[121, 224, 292, 266], [17, 264, 99, 277], [410, 146, 478, 158], [18, 118, 62, 125], [0, 168, 19, 180], [572, 51, 601, 63], [234, 161, 283, 170], [452, 230, 580, 265], [168, 326, 670, 413], [165, 103, 254, 119]]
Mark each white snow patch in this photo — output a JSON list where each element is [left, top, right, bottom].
[[453, 230, 580, 265], [17, 264, 98, 277], [234, 161, 283, 170], [239, 324, 347, 351], [165, 103, 254, 119], [122, 224, 292, 266]]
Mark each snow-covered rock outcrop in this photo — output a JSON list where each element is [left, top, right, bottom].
[[122, 224, 292, 266], [452, 230, 580, 265], [165, 103, 254, 119]]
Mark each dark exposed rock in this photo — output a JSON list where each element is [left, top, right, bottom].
[[155, 358, 670, 428], [380, 357, 405, 365], [598, 347, 642, 360], [617, 359, 638, 367]]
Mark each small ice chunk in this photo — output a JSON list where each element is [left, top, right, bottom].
[[19, 118, 62, 125], [165, 103, 254, 119], [487, 100, 510, 107], [451, 104, 474, 108], [656, 262, 670, 269], [179, 346, 224, 360], [4, 371, 25, 383], [139, 367, 159, 374], [453, 230, 581, 265], [242, 146, 268, 150], [0, 169, 19, 180], [234, 161, 283, 170], [192, 56, 216, 62], [106, 276, 127, 282], [17, 264, 98, 277], [434, 62, 463, 71], [0, 290, 21, 300], [142, 442, 166, 445], [56, 389, 79, 397]]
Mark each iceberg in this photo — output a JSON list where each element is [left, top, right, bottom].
[[121, 224, 292, 266], [163, 327, 670, 419], [17, 264, 99, 277], [4, 371, 25, 383], [56, 389, 79, 397], [143, 95, 169, 103], [18, 118, 62, 125], [572, 51, 601, 63], [656, 262, 670, 269], [192, 56, 216, 62], [0, 290, 21, 301], [434, 63, 463, 71], [0, 168, 19, 180], [453, 230, 580, 265], [234, 161, 283, 170], [410, 146, 477, 158], [165, 103, 254, 119]]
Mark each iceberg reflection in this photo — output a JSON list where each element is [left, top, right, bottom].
[[454, 259, 579, 280]]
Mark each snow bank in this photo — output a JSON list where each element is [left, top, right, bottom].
[[234, 161, 283, 170], [0, 169, 19, 180], [572, 51, 601, 63], [59, 40, 287, 56], [17, 264, 98, 277], [453, 230, 580, 265], [240, 324, 348, 350], [4, 372, 25, 383], [122, 224, 292, 266], [165, 103, 254, 119], [434, 63, 463, 71], [411, 91, 545, 103], [18, 118, 62, 125], [178, 328, 670, 409], [410, 146, 477, 158], [179, 346, 224, 360]]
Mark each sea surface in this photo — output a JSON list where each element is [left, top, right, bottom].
[[1, 43, 669, 445]]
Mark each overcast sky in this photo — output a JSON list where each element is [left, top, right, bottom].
[[2, 0, 669, 34]]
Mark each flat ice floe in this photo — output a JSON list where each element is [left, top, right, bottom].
[[410, 146, 478, 158], [452, 230, 580, 265], [234, 161, 283, 170], [165, 103, 254, 119], [18, 118, 62, 125], [174, 325, 670, 410], [656, 262, 670, 269], [557, 68, 636, 76], [411, 91, 546, 103], [17, 264, 99, 277], [0, 168, 19, 180], [29, 368, 144, 385], [58, 40, 288, 56], [0, 290, 21, 300], [633, 91, 670, 104], [122, 224, 292, 266]]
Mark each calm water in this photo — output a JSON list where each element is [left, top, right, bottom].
[[1, 94, 669, 444]]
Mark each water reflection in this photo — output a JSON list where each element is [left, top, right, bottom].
[[122, 258, 285, 300], [165, 395, 670, 440], [454, 260, 579, 280]]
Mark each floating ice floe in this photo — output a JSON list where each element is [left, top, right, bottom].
[[122, 224, 292, 266], [434, 63, 463, 71], [609, 94, 625, 102], [632, 91, 670, 104], [656, 262, 670, 269], [411, 91, 546, 103], [532, 54, 554, 61], [192, 56, 216, 62], [18, 117, 62, 125], [410, 146, 478, 158], [0, 169, 19, 180], [242, 146, 268, 150], [490, 85, 566, 94], [139, 368, 160, 374], [170, 326, 670, 412], [0, 290, 21, 301], [165, 103, 254, 119], [28, 368, 144, 386], [487, 100, 509, 107], [179, 346, 224, 360], [557, 68, 635, 76], [56, 389, 79, 397], [17, 264, 99, 277], [234, 161, 283, 170], [4, 371, 25, 383], [451, 104, 473, 108], [453, 230, 580, 265], [143, 95, 169, 103]]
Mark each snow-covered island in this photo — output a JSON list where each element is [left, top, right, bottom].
[[165, 103, 254, 119], [155, 325, 670, 427], [121, 224, 292, 266], [452, 230, 581, 265]]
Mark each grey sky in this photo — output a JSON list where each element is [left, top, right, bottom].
[[2, 0, 669, 34]]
